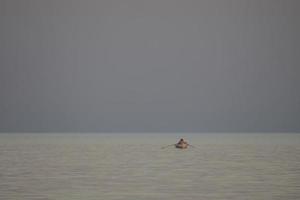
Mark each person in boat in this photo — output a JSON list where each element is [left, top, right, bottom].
[[177, 138, 187, 145], [176, 138, 189, 148]]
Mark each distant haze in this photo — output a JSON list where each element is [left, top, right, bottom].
[[0, 0, 299, 133]]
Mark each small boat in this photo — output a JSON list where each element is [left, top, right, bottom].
[[175, 143, 188, 149], [161, 139, 192, 149]]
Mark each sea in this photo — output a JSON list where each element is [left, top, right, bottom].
[[0, 133, 299, 200]]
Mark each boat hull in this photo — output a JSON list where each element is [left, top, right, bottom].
[[175, 144, 188, 149]]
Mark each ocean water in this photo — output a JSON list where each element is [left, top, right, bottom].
[[0, 133, 299, 200]]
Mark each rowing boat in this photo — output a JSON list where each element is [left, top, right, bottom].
[[175, 143, 188, 149]]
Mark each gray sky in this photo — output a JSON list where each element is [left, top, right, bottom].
[[0, 0, 299, 133]]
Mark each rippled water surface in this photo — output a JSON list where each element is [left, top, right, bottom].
[[0, 133, 299, 200]]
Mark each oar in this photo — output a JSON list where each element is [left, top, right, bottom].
[[187, 144, 196, 148], [161, 144, 175, 149]]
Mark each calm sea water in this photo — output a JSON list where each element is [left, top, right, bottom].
[[0, 133, 299, 200]]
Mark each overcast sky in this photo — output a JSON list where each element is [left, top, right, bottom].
[[0, 0, 299, 133]]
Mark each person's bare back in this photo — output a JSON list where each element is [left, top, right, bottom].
[[176, 138, 188, 149]]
